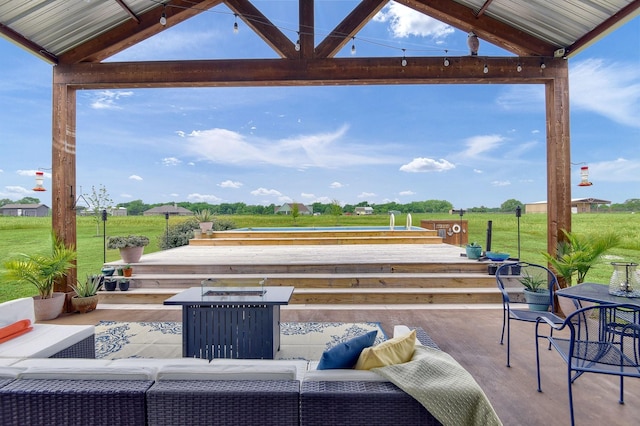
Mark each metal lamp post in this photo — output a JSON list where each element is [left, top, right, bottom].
[[165, 212, 170, 248], [515, 205, 522, 261], [102, 209, 107, 263]]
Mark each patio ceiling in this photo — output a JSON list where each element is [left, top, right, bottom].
[[1, 0, 638, 65]]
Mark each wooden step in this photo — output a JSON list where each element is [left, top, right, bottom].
[[124, 272, 496, 289], [189, 235, 443, 246], [98, 287, 505, 305]]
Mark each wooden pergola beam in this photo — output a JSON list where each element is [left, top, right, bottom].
[[53, 56, 564, 88]]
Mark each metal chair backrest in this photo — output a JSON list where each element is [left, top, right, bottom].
[[496, 262, 560, 312]]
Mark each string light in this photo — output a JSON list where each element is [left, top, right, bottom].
[[233, 14, 238, 34], [159, 4, 167, 26], [540, 60, 546, 69], [483, 64, 489, 74], [443, 50, 449, 66], [401, 49, 407, 67], [516, 63, 522, 72], [351, 37, 356, 55], [295, 32, 300, 51]]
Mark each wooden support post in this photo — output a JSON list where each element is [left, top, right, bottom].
[[545, 63, 572, 286], [51, 75, 77, 302]]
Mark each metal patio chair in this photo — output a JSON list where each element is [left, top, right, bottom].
[[535, 303, 640, 426], [496, 262, 564, 367]]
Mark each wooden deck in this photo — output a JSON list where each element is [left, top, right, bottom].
[[46, 306, 640, 425]]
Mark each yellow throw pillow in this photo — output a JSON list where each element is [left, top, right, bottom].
[[355, 329, 416, 370]]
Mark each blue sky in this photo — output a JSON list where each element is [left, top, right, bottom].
[[1, 2, 639, 210]]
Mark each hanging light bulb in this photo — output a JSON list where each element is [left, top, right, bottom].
[[233, 14, 238, 34], [540, 60, 546, 69], [516, 63, 522, 72], [483, 64, 489, 74], [159, 5, 167, 26], [295, 32, 300, 51], [401, 49, 407, 67], [443, 50, 449, 67], [351, 37, 356, 55]]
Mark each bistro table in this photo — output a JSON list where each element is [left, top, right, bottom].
[[164, 285, 294, 360], [556, 283, 640, 308]]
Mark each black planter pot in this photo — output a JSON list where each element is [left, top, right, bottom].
[[488, 265, 498, 275], [118, 280, 130, 291], [104, 279, 117, 291]]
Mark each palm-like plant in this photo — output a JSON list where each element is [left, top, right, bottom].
[[2, 233, 77, 299], [543, 229, 620, 287]]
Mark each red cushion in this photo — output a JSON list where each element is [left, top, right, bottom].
[[0, 319, 33, 343]]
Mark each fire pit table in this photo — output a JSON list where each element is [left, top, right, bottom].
[[164, 283, 294, 360]]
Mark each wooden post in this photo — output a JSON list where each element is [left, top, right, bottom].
[[545, 62, 572, 287], [51, 74, 77, 302]]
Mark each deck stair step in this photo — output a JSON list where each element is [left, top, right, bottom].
[[123, 272, 496, 289], [189, 235, 443, 246], [98, 287, 506, 305]]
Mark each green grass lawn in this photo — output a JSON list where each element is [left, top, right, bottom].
[[1, 213, 638, 303]]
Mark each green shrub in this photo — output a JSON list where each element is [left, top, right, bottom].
[[159, 218, 199, 250]]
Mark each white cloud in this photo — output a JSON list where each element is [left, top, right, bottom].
[[0, 169, 3, 173], [187, 193, 223, 202], [329, 181, 343, 188], [590, 158, 640, 182], [460, 135, 506, 157], [492, 180, 511, 187], [183, 125, 398, 169], [473, 169, 483, 174], [18, 169, 51, 179], [129, 175, 143, 181], [162, 157, 181, 166], [358, 192, 376, 198], [218, 180, 243, 189], [375, 2, 454, 40], [251, 188, 283, 197], [300, 192, 315, 199], [571, 58, 640, 128], [399, 190, 415, 196], [120, 193, 132, 199], [313, 196, 333, 204], [89, 90, 133, 110], [399, 157, 455, 172], [3, 186, 32, 196]]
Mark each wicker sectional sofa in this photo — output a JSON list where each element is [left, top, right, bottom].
[[0, 327, 443, 426]]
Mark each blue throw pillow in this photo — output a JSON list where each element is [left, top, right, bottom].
[[317, 330, 378, 370]]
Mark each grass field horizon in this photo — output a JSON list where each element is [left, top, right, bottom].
[[1, 212, 638, 303]]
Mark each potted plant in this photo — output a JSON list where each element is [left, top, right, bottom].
[[118, 278, 130, 291], [520, 271, 550, 311], [104, 278, 117, 291], [542, 229, 620, 315], [1, 233, 77, 320], [107, 235, 149, 263], [70, 274, 101, 313], [194, 209, 214, 233], [122, 264, 133, 277], [465, 242, 482, 260]]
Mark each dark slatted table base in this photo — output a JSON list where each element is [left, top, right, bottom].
[[184, 304, 279, 359], [301, 381, 442, 426], [0, 379, 153, 426], [147, 380, 299, 426], [50, 334, 95, 358]]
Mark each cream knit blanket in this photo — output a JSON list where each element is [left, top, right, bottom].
[[373, 345, 502, 426]]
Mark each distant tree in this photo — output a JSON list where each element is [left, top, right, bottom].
[[291, 202, 300, 223], [0, 198, 12, 207], [17, 196, 41, 204], [119, 199, 149, 216], [424, 200, 453, 213], [500, 199, 523, 212], [330, 200, 342, 225], [86, 185, 113, 236]]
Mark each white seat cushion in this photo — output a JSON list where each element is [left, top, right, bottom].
[[0, 324, 94, 358], [0, 297, 35, 326], [14, 358, 153, 380]]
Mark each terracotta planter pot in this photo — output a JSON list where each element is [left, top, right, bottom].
[[119, 246, 144, 263], [33, 292, 65, 321], [71, 295, 99, 314], [123, 268, 133, 277]]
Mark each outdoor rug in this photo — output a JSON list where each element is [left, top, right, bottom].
[[96, 321, 386, 360]]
